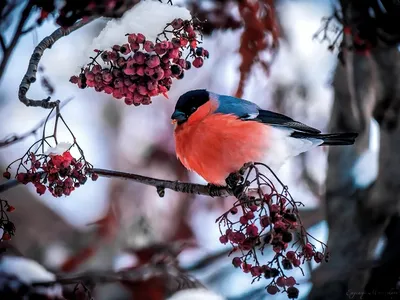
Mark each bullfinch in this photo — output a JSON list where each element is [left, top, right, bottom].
[[171, 89, 358, 186]]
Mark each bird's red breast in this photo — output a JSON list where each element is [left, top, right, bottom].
[[174, 100, 270, 185]]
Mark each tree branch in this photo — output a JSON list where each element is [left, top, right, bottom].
[[18, 17, 97, 109], [88, 168, 232, 197], [0, 0, 34, 82]]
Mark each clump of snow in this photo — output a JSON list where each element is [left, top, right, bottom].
[[0, 256, 56, 284], [352, 119, 379, 188], [45, 142, 72, 155], [113, 251, 138, 271], [167, 288, 226, 300], [77, 0, 191, 70]]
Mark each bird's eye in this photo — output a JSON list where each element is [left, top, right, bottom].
[[190, 107, 197, 113]]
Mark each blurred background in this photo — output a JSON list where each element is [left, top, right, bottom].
[[1, 0, 397, 299]]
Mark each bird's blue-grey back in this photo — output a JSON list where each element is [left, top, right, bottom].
[[212, 94, 260, 119]]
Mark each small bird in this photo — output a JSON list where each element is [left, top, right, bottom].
[[171, 89, 358, 186]]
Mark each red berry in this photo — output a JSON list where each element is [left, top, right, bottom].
[[171, 18, 183, 29], [120, 43, 131, 55], [239, 216, 248, 225], [3, 171, 10, 179], [92, 65, 102, 74], [276, 276, 285, 287], [144, 41, 154, 52], [146, 55, 160, 68], [136, 66, 145, 76], [266, 285, 279, 295], [250, 266, 262, 277], [232, 257, 241, 268], [16, 173, 27, 184], [230, 207, 238, 215], [192, 57, 203, 68], [242, 263, 252, 273], [314, 251, 324, 263], [180, 38, 188, 47], [246, 224, 258, 237], [219, 235, 228, 244], [2, 233, 11, 241], [293, 258, 301, 267], [286, 251, 296, 260], [249, 205, 258, 212], [260, 216, 270, 227], [128, 33, 137, 43], [91, 173, 98, 181], [124, 67, 135, 75], [285, 276, 296, 287], [69, 76, 79, 84], [35, 183, 46, 195], [136, 33, 145, 43], [104, 86, 114, 94], [130, 42, 140, 51], [6, 206, 15, 212], [245, 211, 255, 219], [125, 98, 134, 105]]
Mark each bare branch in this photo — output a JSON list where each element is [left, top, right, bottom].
[[88, 168, 232, 197], [0, 179, 19, 194], [18, 17, 97, 109]]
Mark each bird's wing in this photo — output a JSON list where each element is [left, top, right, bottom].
[[214, 95, 321, 134], [253, 109, 321, 134]]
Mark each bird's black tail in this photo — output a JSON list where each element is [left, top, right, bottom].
[[291, 132, 358, 146]]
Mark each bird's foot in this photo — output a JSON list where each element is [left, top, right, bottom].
[[225, 172, 241, 189]]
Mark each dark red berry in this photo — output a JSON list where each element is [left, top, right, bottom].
[[3, 171, 10, 179], [282, 258, 292, 270], [230, 207, 238, 215], [171, 18, 183, 29], [287, 286, 299, 299], [266, 285, 279, 295], [285, 276, 296, 287], [282, 232, 293, 243], [219, 235, 228, 244], [192, 57, 203, 68], [276, 276, 285, 287], [232, 257, 241, 268]]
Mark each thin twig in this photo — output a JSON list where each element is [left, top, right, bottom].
[[0, 0, 34, 82], [0, 98, 73, 148], [87, 168, 232, 197], [18, 17, 97, 109]]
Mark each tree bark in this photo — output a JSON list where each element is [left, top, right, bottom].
[[309, 3, 400, 298]]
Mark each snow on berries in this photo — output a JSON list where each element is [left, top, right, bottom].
[[70, 18, 209, 106], [216, 163, 329, 299], [3, 143, 97, 198]]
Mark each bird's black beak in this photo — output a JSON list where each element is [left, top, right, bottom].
[[171, 110, 187, 124]]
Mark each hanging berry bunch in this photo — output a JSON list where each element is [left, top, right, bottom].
[[2, 110, 97, 198], [70, 18, 209, 106], [0, 199, 16, 241], [217, 163, 329, 299], [4, 148, 95, 198]]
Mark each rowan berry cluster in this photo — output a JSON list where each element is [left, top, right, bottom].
[[0, 199, 16, 241], [3, 149, 97, 198], [70, 18, 209, 106], [218, 163, 328, 299]]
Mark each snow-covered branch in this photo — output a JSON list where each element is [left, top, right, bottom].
[[18, 17, 96, 109]]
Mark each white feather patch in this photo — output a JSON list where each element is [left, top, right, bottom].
[[262, 127, 323, 171]]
